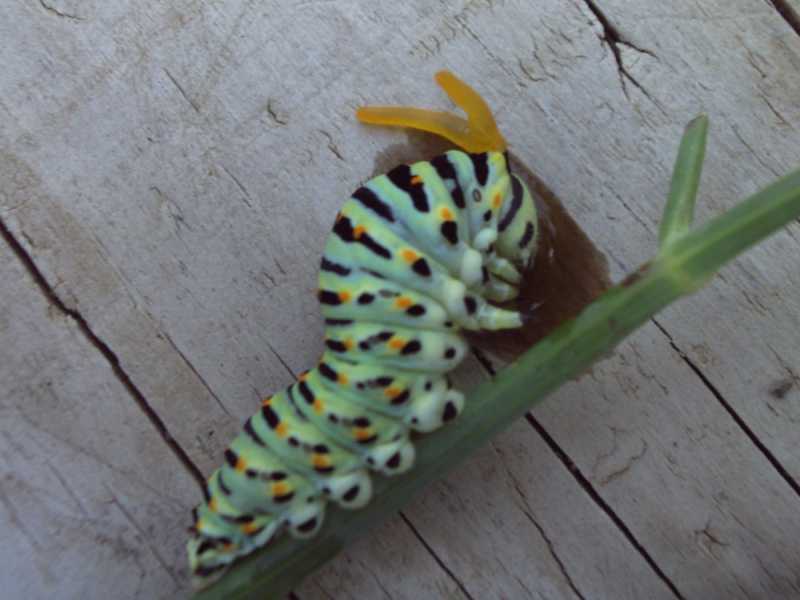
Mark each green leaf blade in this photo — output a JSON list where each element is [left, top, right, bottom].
[[659, 115, 708, 250]]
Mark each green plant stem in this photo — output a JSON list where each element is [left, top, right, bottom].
[[659, 115, 708, 250], [195, 163, 800, 600]]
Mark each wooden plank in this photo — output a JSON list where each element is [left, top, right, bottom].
[[460, 2, 800, 597], [0, 243, 199, 598], [583, 0, 800, 481], [299, 360, 675, 600], [0, 2, 249, 475], [771, 1, 800, 32], [299, 518, 473, 600], [1, 0, 800, 598], [467, 1, 800, 596], [1, 2, 674, 597], [0, 149, 239, 475], [534, 327, 800, 598]]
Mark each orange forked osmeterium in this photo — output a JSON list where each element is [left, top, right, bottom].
[[356, 70, 507, 153]]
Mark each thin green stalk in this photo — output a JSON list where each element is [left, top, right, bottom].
[[659, 115, 708, 250], [194, 123, 800, 600]]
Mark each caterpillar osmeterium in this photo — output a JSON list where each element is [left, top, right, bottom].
[[187, 71, 540, 588]]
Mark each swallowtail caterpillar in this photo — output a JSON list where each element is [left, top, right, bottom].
[[188, 71, 540, 589]]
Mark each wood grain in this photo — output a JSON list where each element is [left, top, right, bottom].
[[0, 241, 198, 598], [1, 0, 799, 598]]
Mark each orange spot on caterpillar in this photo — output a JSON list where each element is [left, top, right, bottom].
[[312, 398, 325, 414], [337, 372, 349, 385], [262, 396, 273, 406], [312, 453, 331, 468], [208, 497, 218, 512], [353, 428, 373, 441], [401, 249, 418, 263], [344, 338, 355, 350], [410, 175, 423, 185], [439, 206, 453, 220], [271, 482, 290, 497], [492, 193, 502, 209], [394, 297, 412, 309], [298, 371, 309, 382], [235, 456, 247, 472], [338, 291, 351, 303], [388, 337, 405, 350], [353, 224, 366, 239], [275, 422, 289, 438], [384, 386, 403, 398], [242, 522, 260, 535]]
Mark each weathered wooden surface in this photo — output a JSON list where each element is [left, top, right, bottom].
[[2, 0, 800, 598], [0, 243, 198, 597]]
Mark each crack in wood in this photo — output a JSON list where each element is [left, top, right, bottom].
[[0, 480, 55, 582], [0, 216, 207, 491], [759, 93, 790, 127], [158, 329, 232, 418], [398, 513, 477, 600], [493, 443, 587, 600], [651, 318, 800, 499], [319, 130, 345, 161], [580, 0, 664, 111], [357, 558, 396, 600], [768, 0, 800, 38], [221, 165, 254, 208], [104, 482, 181, 588], [44, 458, 89, 518], [151, 185, 193, 234], [598, 438, 648, 486], [730, 124, 782, 178], [38, 0, 83, 21], [266, 98, 289, 125], [265, 340, 297, 379], [693, 518, 729, 559], [163, 68, 201, 114], [524, 412, 687, 600], [471, 350, 686, 599]]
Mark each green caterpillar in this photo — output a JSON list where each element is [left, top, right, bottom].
[[188, 71, 539, 589]]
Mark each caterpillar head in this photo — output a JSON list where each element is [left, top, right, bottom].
[[356, 71, 538, 271]]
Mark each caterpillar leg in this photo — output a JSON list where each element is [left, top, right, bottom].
[[472, 227, 498, 252], [406, 376, 465, 433], [458, 246, 485, 289], [432, 273, 521, 330], [286, 498, 327, 538], [367, 438, 416, 475], [484, 274, 519, 303], [476, 304, 523, 330], [322, 468, 373, 509], [487, 255, 522, 285]]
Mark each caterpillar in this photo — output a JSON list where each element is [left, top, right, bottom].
[[187, 71, 540, 589]]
